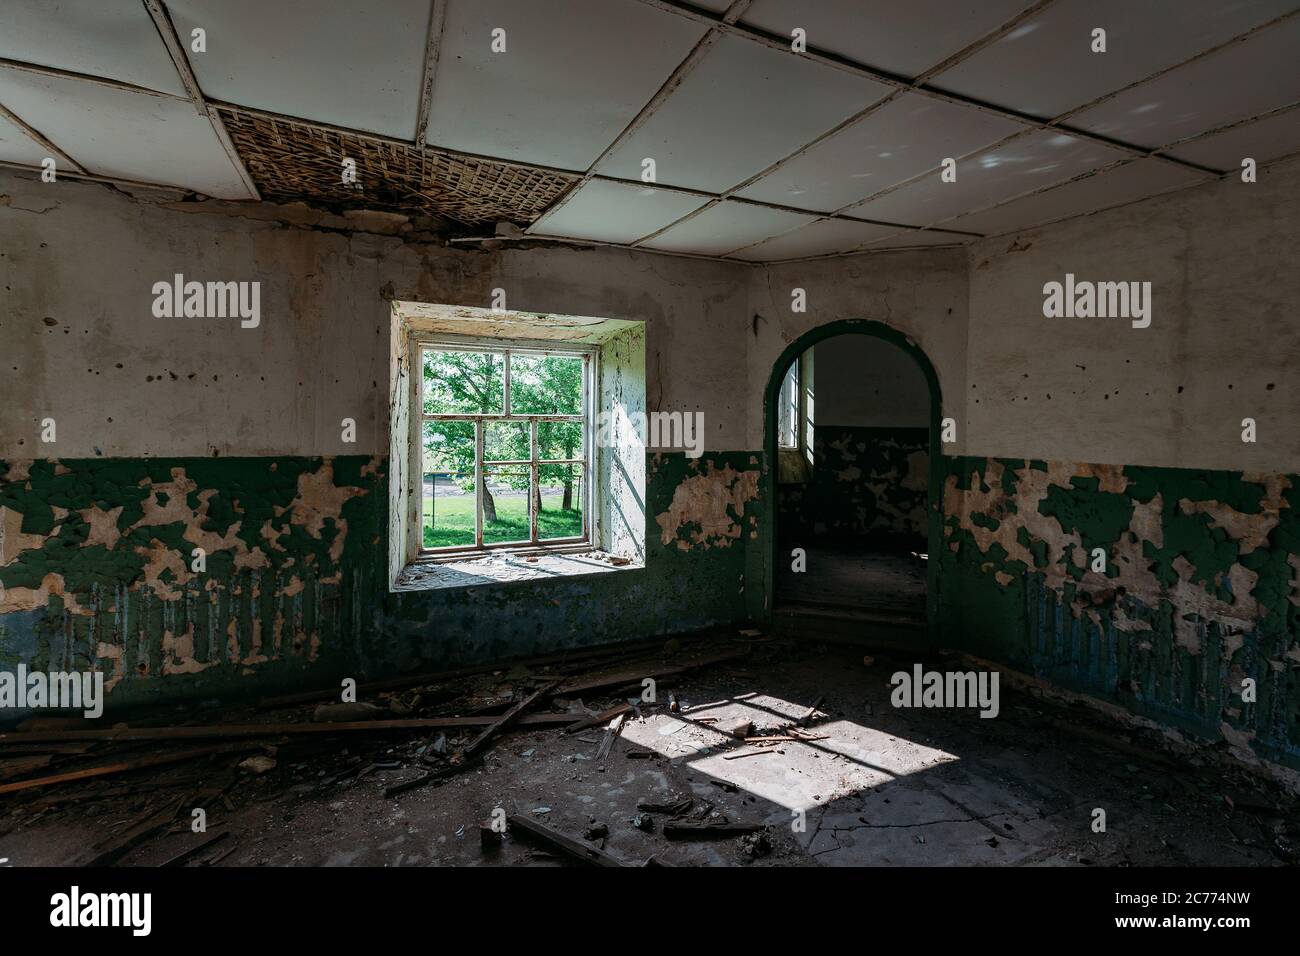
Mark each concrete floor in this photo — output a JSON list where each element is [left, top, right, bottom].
[[776, 547, 927, 621], [2, 642, 1295, 867]]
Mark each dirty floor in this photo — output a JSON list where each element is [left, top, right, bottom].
[[2, 641, 1295, 867], [777, 548, 927, 622]]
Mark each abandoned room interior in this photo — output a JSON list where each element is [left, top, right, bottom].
[[0, 0, 1298, 902]]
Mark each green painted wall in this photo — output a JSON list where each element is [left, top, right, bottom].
[[5, 446, 1296, 773], [778, 425, 928, 549], [938, 455, 1300, 767], [0, 452, 761, 716]]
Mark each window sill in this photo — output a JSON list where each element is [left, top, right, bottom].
[[392, 549, 643, 593]]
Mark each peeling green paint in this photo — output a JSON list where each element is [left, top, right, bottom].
[[939, 455, 1300, 768], [778, 425, 928, 549], [0, 451, 762, 717]]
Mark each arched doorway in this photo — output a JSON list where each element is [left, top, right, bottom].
[[760, 320, 944, 644]]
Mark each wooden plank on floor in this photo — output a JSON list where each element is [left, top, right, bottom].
[[0, 712, 578, 745], [0, 742, 261, 795], [506, 814, 630, 866]]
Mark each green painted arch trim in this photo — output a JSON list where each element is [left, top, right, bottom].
[[756, 319, 946, 644]]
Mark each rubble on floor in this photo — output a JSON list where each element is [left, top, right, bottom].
[[1, 634, 1297, 868]]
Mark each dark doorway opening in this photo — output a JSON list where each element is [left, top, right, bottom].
[[764, 323, 942, 640]]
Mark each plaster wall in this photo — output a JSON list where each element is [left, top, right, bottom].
[[746, 246, 969, 452], [3, 161, 1299, 773], [966, 156, 1300, 474], [0, 171, 750, 460], [814, 333, 930, 428]]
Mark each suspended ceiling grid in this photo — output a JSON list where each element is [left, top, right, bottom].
[[0, 0, 1296, 261]]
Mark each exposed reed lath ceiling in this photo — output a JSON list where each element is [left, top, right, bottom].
[[216, 107, 579, 227]]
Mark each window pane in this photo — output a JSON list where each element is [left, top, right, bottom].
[[482, 466, 531, 545], [485, 421, 529, 463], [777, 361, 799, 448], [422, 421, 474, 548], [509, 353, 583, 415], [538, 420, 583, 461], [422, 349, 504, 414], [539, 464, 583, 541]]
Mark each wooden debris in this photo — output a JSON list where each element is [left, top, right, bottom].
[[159, 830, 230, 868], [797, 696, 826, 727], [385, 681, 559, 797], [596, 713, 627, 771], [455, 681, 558, 766], [723, 749, 780, 760], [0, 742, 262, 796], [663, 821, 765, 839], [205, 844, 239, 866], [506, 813, 629, 867], [636, 797, 693, 816], [480, 822, 504, 849], [83, 797, 186, 866], [564, 701, 631, 734], [0, 713, 577, 745], [786, 727, 828, 741]]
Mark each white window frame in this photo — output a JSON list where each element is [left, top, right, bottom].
[[407, 332, 597, 559], [777, 359, 800, 451]]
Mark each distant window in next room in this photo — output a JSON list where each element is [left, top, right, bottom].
[[778, 359, 800, 450]]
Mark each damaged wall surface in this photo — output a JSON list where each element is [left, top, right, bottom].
[[0, 450, 761, 713], [939, 457, 1300, 768], [939, 158, 1300, 769], [779, 426, 929, 549], [0, 170, 760, 713], [2, 161, 1299, 776]]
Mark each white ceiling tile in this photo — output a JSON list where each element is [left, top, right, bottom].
[[845, 130, 1129, 226], [865, 228, 973, 248], [639, 200, 816, 256], [735, 92, 1027, 212], [1167, 108, 1300, 169], [530, 178, 709, 244], [0, 110, 51, 167], [596, 33, 891, 192], [742, 0, 1033, 78], [940, 158, 1209, 235], [0, 0, 186, 96], [0, 66, 252, 199], [165, 0, 430, 139], [426, 0, 707, 171], [733, 217, 901, 261], [932, 0, 1299, 119], [1069, 17, 1300, 151]]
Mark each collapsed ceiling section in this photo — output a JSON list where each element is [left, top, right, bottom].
[[0, 0, 1297, 261], [216, 108, 578, 227]]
